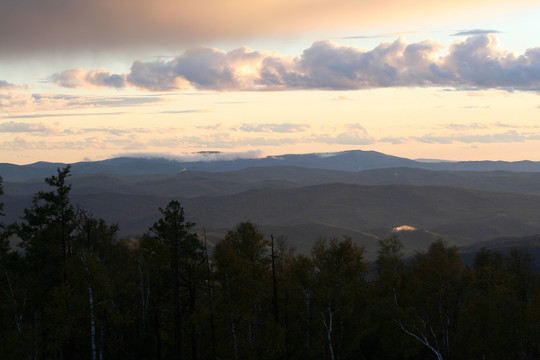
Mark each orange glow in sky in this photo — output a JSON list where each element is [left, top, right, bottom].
[[1, 0, 540, 164]]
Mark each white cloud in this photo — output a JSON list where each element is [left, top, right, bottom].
[[0, 92, 161, 112], [113, 150, 265, 162], [239, 123, 310, 133], [412, 130, 540, 144], [49, 35, 540, 92], [51, 68, 126, 88], [0, 121, 54, 133], [451, 29, 500, 36], [311, 124, 374, 145]]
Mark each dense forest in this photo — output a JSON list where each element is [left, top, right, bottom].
[[1, 166, 539, 360]]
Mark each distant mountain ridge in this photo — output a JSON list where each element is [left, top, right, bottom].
[[2, 150, 540, 181], [3, 153, 540, 259]]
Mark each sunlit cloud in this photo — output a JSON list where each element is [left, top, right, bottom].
[[51, 68, 126, 89], [239, 123, 310, 133], [441, 122, 534, 131], [413, 130, 540, 144], [65, 127, 152, 136], [158, 109, 208, 114], [331, 31, 423, 40], [4, 112, 126, 119], [50, 35, 540, 92], [451, 29, 500, 36], [443, 123, 489, 131], [393, 225, 418, 231], [0, 136, 47, 150], [196, 123, 224, 131], [0, 93, 162, 112], [3, 0, 523, 56], [126, 46, 268, 91], [379, 136, 409, 144], [113, 150, 265, 162], [333, 95, 353, 101], [0, 121, 55, 133], [311, 124, 374, 145], [178, 133, 299, 148]]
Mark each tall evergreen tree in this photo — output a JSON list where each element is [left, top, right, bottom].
[[15, 166, 79, 358], [19, 165, 76, 282], [151, 200, 203, 360]]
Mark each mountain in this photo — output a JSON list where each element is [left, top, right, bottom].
[[6, 182, 540, 260], [3, 150, 540, 260], [459, 235, 540, 271], [2, 150, 540, 181]]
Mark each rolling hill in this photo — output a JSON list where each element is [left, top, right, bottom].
[[3, 149, 540, 181], [2, 150, 540, 260]]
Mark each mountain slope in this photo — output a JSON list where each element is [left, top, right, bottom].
[[2, 149, 540, 181]]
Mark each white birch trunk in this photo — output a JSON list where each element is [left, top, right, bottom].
[[81, 254, 97, 360], [321, 303, 335, 360]]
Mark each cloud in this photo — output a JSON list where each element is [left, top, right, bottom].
[[51, 35, 540, 92], [331, 31, 422, 40], [127, 46, 267, 91], [311, 123, 374, 145], [333, 95, 352, 101], [451, 29, 500, 36], [0, 80, 16, 90], [197, 123, 224, 130], [413, 130, 540, 144], [239, 123, 310, 133], [114, 150, 265, 162], [441, 122, 530, 131], [0, 92, 162, 112], [0, 121, 54, 133], [51, 68, 126, 89], [4, 112, 125, 119], [1, 0, 517, 56], [443, 123, 488, 131], [0, 80, 28, 91], [379, 136, 409, 144], [159, 110, 207, 114], [65, 127, 151, 136]]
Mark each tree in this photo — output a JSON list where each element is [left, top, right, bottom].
[[280, 252, 316, 358], [457, 248, 538, 359], [151, 200, 203, 360], [311, 236, 369, 360], [394, 239, 464, 360], [0, 176, 7, 257], [364, 235, 420, 359], [14, 166, 79, 358], [19, 165, 76, 282], [212, 222, 277, 359]]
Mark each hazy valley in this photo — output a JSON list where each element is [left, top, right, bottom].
[[3, 150, 540, 264]]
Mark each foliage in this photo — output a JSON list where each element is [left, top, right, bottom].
[[0, 168, 539, 359]]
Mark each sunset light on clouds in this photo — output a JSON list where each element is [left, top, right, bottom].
[[1, 0, 540, 164]]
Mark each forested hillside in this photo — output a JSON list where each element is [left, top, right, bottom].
[[5, 165, 540, 259], [1, 167, 539, 359]]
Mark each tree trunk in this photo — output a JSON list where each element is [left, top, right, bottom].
[[81, 255, 97, 360], [225, 272, 239, 360], [321, 303, 335, 360]]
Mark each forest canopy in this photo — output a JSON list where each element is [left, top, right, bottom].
[[0, 167, 539, 359]]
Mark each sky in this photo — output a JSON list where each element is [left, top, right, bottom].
[[1, 0, 540, 165]]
